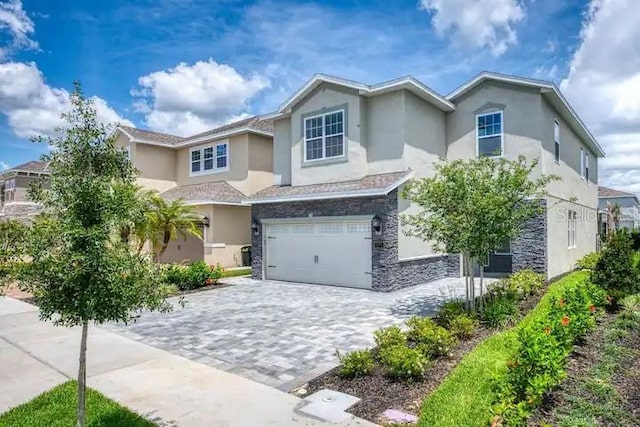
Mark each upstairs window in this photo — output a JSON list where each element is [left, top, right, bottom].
[[3, 179, 15, 202], [584, 152, 590, 181], [477, 111, 503, 157], [190, 142, 229, 175], [554, 120, 560, 163], [304, 110, 345, 162]]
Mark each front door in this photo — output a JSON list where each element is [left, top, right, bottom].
[[484, 238, 513, 274]]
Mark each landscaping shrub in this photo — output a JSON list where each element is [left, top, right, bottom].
[[488, 269, 544, 301], [436, 299, 465, 327], [406, 316, 458, 358], [379, 345, 430, 379], [576, 251, 601, 270], [448, 314, 478, 340], [620, 294, 640, 321], [166, 261, 224, 291], [337, 349, 374, 378], [373, 325, 407, 350], [631, 229, 640, 251], [592, 229, 640, 300], [163, 264, 189, 288], [481, 296, 519, 328], [490, 280, 606, 426]]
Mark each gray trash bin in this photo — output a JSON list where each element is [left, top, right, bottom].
[[241, 245, 251, 267]]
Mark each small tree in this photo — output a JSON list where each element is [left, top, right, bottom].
[[15, 82, 172, 427], [0, 219, 28, 287], [401, 156, 558, 312], [146, 195, 203, 258], [592, 229, 639, 300]]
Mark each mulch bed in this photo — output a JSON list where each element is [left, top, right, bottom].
[[528, 311, 640, 426], [300, 282, 553, 424]]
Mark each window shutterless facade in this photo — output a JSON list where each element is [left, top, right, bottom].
[[584, 152, 589, 181], [476, 111, 503, 157], [190, 142, 229, 176], [304, 110, 345, 162], [580, 148, 585, 180], [554, 120, 560, 163]]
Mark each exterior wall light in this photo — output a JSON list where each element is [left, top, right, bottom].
[[251, 218, 260, 235], [372, 215, 382, 235], [202, 216, 210, 228]]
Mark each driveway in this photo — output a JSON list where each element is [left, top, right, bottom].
[[104, 277, 485, 390]]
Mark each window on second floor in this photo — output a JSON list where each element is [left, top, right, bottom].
[[580, 148, 590, 181], [3, 179, 15, 203], [477, 111, 503, 157], [554, 120, 560, 163], [304, 110, 345, 162], [190, 142, 228, 175]]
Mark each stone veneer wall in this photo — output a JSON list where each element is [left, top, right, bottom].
[[511, 199, 547, 275], [251, 190, 459, 292], [0, 202, 42, 223]]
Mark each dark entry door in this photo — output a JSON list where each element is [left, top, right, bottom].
[[485, 239, 513, 274]]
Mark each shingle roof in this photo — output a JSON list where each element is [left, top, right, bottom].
[[161, 181, 246, 204], [247, 170, 412, 203], [183, 116, 274, 142], [0, 160, 50, 178], [118, 126, 184, 145], [599, 186, 638, 199], [118, 116, 273, 147]]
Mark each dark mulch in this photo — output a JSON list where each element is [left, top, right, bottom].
[[302, 284, 553, 424], [173, 282, 232, 296], [528, 311, 640, 427]]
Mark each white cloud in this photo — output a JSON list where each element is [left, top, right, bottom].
[[560, 0, 640, 196], [0, 61, 133, 138], [418, 0, 525, 56], [0, 161, 9, 170], [132, 59, 269, 136], [0, 0, 37, 59]]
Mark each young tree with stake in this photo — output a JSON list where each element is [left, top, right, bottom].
[[401, 155, 558, 312], [14, 82, 173, 427]]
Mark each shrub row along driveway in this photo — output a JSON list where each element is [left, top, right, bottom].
[[104, 277, 485, 389]]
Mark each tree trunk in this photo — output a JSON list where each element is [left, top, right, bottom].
[[77, 321, 88, 427], [156, 229, 171, 257], [469, 256, 476, 314], [479, 261, 485, 311], [463, 254, 470, 311]]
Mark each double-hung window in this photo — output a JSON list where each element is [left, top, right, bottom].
[[477, 111, 503, 157], [568, 210, 577, 248], [4, 179, 15, 202], [580, 148, 590, 180], [304, 110, 345, 162], [190, 142, 229, 175], [554, 120, 560, 163]]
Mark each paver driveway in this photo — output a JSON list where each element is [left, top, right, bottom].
[[104, 277, 486, 390]]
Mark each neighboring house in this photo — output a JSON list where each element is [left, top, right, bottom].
[[247, 72, 604, 291], [114, 116, 274, 267], [598, 186, 640, 232], [0, 161, 50, 222]]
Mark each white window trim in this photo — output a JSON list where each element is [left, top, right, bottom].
[[303, 109, 346, 163], [554, 119, 560, 164], [4, 179, 15, 191], [584, 152, 590, 181], [476, 111, 504, 158], [189, 142, 230, 177], [494, 239, 513, 255], [125, 146, 131, 160], [580, 148, 585, 180]]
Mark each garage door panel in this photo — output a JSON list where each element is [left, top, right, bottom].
[[265, 220, 372, 289]]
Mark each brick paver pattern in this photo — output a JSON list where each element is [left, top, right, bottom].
[[104, 277, 487, 389]]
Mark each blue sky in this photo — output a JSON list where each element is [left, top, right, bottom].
[[1, 0, 639, 193]]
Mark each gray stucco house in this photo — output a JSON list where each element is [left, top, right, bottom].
[[246, 72, 604, 292], [598, 186, 639, 232]]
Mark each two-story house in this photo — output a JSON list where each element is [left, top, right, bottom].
[[0, 160, 50, 222], [246, 72, 604, 292], [114, 116, 274, 267], [598, 186, 639, 232]]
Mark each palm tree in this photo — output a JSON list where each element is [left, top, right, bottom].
[[607, 201, 622, 239], [146, 195, 203, 258]]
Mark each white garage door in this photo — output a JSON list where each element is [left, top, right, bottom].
[[265, 219, 372, 289]]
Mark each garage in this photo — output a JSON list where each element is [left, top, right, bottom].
[[264, 218, 372, 289]]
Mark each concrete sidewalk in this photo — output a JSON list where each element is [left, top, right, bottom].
[[0, 297, 376, 427]]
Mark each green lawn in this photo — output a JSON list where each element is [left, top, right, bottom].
[[0, 381, 154, 427], [221, 267, 251, 278], [418, 271, 590, 427]]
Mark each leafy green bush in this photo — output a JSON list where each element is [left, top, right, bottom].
[[491, 280, 606, 426], [374, 325, 406, 350], [482, 296, 519, 328], [379, 345, 430, 379], [489, 269, 545, 301], [166, 261, 224, 291], [631, 230, 640, 251], [448, 314, 478, 340], [163, 264, 189, 288], [592, 229, 640, 300], [436, 299, 465, 327], [620, 294, 640, 321], [406, 316, 458, 358], [337, 349, 374, 378], [576, 251, 600, 270]]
